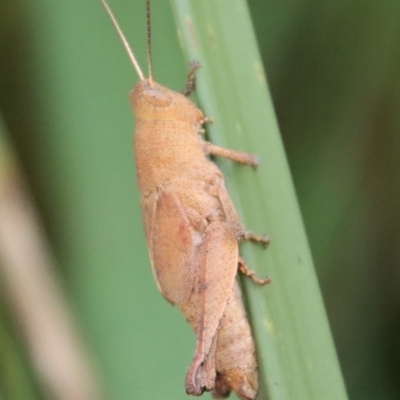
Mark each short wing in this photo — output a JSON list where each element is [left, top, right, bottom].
[[141, 187, 195, 305]]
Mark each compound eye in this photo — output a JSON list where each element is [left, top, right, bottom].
[[143, 87, 173, 107]]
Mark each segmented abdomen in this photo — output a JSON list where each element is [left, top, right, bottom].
[[213, 280, 258, 400]]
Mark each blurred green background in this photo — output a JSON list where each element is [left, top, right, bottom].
[[0, 0, 399, 399]]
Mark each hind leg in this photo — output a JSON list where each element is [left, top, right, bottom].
[[238, 257, 271, 285]]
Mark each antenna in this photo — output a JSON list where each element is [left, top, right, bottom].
[[100, 0, 145, 81], [146, 0, 154, 84]]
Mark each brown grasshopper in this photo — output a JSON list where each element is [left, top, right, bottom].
[[101, 1, 270, 399]]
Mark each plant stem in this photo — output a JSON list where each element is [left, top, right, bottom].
[[170, 1, 348, 399]]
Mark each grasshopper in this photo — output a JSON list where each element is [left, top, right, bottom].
[[101, 1, 270, 398]]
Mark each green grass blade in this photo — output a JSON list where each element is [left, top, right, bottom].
[[170, 1, 348, 399]]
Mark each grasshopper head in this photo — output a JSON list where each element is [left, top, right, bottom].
[[130, 80, 204, 125]]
